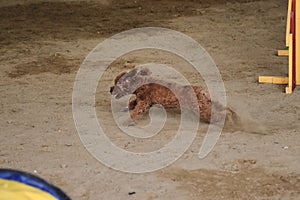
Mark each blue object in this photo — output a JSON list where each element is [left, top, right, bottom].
[[0, 169, 71, 200]]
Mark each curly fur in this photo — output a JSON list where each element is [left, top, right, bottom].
[[110, 67, 236, 124]]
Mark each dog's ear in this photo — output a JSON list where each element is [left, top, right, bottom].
[[114, 72, 126, 85], [138, 68, 151, 76]]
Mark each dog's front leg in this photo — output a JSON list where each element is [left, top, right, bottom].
[[130, 98, 151, 120], [128, 98, 137, 111]]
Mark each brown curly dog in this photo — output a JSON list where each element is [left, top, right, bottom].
[[110, 67, 237, 124]]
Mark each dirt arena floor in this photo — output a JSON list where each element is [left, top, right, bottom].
[[0, 0, 299, 199]]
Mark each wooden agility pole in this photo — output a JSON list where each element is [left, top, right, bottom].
[[259, 0, 300, 93]]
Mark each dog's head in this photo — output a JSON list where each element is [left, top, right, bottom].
[[110, 68, 151, 99]]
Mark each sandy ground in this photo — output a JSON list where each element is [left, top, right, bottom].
[[0, 0, 299, 199]]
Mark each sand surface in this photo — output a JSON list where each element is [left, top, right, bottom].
[[0, 0, 299, 199]]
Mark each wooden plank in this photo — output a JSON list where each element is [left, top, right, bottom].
[[277, 49, 289, 56], [286, 34, 294, 93], [286, 0, 292, 47], [259, 76, 289, 84]]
